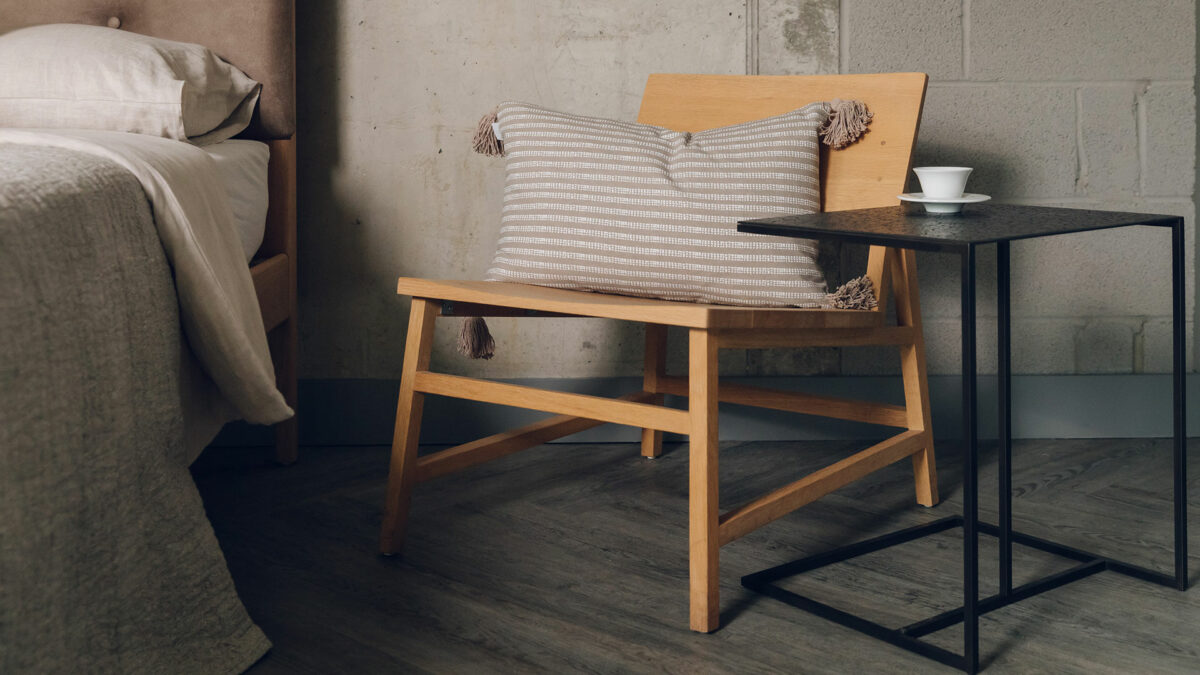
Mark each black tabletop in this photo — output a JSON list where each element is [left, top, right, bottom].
[[738, 204, 1181, 252]]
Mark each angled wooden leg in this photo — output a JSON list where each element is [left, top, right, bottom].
[[688, 328, 720, 632], [892, 249, 939, 507], [641, 323, 668, 458], [380, 298, 439, 555]]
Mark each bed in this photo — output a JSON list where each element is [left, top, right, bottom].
[[0, 0, 300, 465], [0, 2, 296, 671]]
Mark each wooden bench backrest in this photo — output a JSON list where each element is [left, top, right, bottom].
[[636, 73, 928, 213], [637, 73, 928, 312]]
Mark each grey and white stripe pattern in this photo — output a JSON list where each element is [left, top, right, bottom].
[[485, 101, 830, 307]]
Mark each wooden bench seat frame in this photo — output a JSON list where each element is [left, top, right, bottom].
[[380, 73, 937, 633]]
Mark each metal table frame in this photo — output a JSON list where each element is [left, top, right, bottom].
[[737, 206, 1188, 673]]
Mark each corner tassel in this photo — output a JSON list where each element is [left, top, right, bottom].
[[471, 107, 503, 156], [820, 98, 873, 150], [458, 317, 495, 359], [824, 275, 878, 310]]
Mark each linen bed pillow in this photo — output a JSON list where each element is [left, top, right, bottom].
[[0, 24, 260, 145], [483, 101, 832, 307]]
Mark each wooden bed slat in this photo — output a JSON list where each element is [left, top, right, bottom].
[[251, 253, 290, 331]]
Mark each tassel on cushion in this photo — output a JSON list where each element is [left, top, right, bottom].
[[458, 317, 495, 359], [820, 99, 873, 149], [824, 275, 878, 310], [472, 107, 503, 156]]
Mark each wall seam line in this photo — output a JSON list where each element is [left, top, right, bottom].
[[746, 0, 759, 75], [1135, 82, 1150, 197], [838, 0, 849, 74], [962, 0, 971, 79], [1074, 88, 1088, 195], [928, 79, 1194, 87]]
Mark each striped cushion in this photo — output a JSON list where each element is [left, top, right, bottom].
[[485, 101, 830, 307]]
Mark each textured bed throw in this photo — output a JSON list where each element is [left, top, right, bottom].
[[0, 129, 290, 425], [0, 145, 269, 672]]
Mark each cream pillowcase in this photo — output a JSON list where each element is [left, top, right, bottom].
[[0, 24, 260, 145], [485, 102, 831, 307]]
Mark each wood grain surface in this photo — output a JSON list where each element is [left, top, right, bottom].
[[637, 73, 927, 214], [395, 278, 885, 330]]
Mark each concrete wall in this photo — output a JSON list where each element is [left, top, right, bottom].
[[295, 1, 1196, 381], [831, 0, 1198, 377]]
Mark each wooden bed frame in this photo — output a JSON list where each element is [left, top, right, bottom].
[[255, 138, 299, 464], [0, 1, 300, 464]]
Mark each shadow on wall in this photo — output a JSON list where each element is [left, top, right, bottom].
[[908, 142, 1019, 199], [295, 2, 385, 378]]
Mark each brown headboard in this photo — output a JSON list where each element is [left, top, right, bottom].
[[0, 0, 296, 140]]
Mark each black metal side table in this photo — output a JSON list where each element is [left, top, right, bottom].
[[737, 204, 1189, 674]]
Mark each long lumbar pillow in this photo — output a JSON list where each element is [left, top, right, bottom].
[[0, 24, 260, 145], [460, 99, 875, 358]]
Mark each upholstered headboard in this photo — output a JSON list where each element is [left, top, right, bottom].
[[0, 0, 296, 140]]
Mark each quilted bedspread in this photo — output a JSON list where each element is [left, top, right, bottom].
[[0, 142, 271, 672]]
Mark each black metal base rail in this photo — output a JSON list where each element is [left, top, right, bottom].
[[741, 515, 1183, 672]]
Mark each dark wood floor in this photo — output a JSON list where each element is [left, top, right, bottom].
[[193, 437, 1200, 674]]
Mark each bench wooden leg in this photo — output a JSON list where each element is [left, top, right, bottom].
[[688, 328, 720, 632], [641, 323, 668, 458], [900, 341, 938, 507], [380, 298, 438, 555], [893, 249, 939, 507]]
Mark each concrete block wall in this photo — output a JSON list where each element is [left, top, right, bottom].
[[295, 1, 746, 380], [761, 0, 1197, 375], [294, 1, 1196, 382]]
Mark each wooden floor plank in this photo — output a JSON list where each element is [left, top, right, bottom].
[[193, 438, 1199, 674]]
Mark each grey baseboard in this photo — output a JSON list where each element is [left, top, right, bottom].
[[212, 374, 1200, 447]]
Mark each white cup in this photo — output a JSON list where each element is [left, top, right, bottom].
[[913, 166, 972, 199]]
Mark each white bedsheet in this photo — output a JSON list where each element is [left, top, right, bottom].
[[204, 139, 269, 263], [0, 129, 292, 426]]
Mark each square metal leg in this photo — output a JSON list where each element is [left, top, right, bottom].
[[1172, 218, 1188, 590], [997, 241, 1013, 599], [961, 245, 979, 672]]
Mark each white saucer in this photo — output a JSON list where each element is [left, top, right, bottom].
[[898, 192, 991, 214]]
